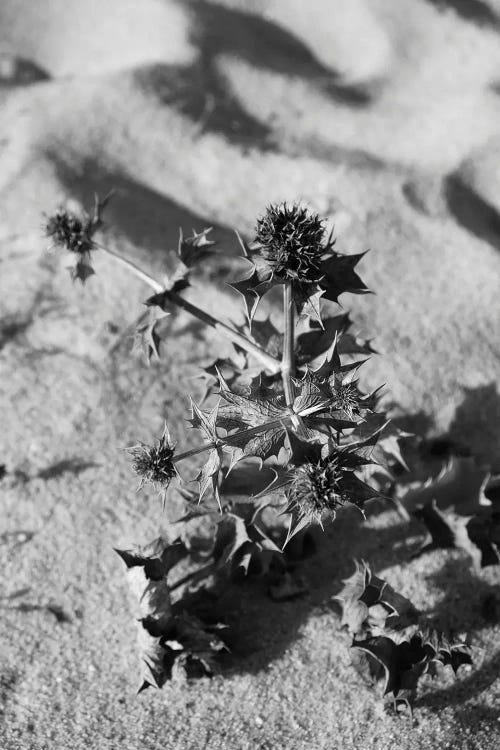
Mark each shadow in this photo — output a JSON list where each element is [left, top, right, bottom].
[[0, 288, 61, 352], [0, 56, 50, 87], [181, 511, 418, 675], [186, 0, 374, 107], [422, 557, 496, 635], [37, 459, 100, 481], [447, 383, 500, 469], [135, 1, 378, 162], [426, 0, 500, 30], [136, 60, 273, 150], [49, 155, 239, 272], [445, 173, 500, 252]]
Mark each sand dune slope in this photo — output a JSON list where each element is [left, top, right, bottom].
[[1, 1, 500, 748]]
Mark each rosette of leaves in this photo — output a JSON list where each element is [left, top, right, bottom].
[[335, 562, 471, 710], [116, 537, 226, 691], [44, 192, 112, 282], [230, 203, 369, 324]]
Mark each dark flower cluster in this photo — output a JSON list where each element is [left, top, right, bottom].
[[45, 208, 95, 256], [128, 427, 177, 495], [286, 452, 366, 527], [254, 203, 328, 284], [44, 194, 111, 283]]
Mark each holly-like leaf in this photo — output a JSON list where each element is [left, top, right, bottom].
[[187, 399, 224, 505], [295, 286, 324, 325], [334, 561, 419, 636], [197, 448, 223, 505], [69, 261, 95, 284], [116, 537, 185, 691], [228, 256, 278, 323], [195, 354, 249, 403], [177, 227, 215, 268], [247, 316, 283, 359], [353, 629, 471, 705], [216, 372, 288, 465], [319, 251, 370, 303], [212, 507, 281, 575], [116, 536, 226, 690], [135, 307, 169, 362]]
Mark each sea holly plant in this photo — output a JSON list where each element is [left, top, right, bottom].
[[44, 195, 427, 699], [335, 561, 471, 713]]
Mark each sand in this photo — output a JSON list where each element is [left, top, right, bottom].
[[1, 1, 500, 748]]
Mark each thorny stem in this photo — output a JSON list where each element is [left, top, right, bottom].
[[97, 244, 281, 374]]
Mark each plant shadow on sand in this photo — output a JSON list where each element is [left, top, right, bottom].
[[426, 0, 500, 31], [169, 384, 500, 728], [133, 0, 385, 167]]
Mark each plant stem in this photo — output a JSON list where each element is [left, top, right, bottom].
[[98, 244, 164, 293], [97, 244, 281, 374], [281, 282, 307, 436], [172, 416, 292, 464], [281, 282, 295, 407], [162, 290, 281, 374]]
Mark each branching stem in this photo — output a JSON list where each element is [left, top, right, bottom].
[[97, 244, 281, 374], [172, 416, 292, 464]]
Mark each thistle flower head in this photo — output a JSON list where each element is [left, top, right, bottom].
[[287, 454, 350, 526], [45, 208, 95, 255], [128, 425, 177, 495], [254, 203, 328, 283], [334, 381, 362, 420]]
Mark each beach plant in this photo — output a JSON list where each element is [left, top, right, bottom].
[[44, 195, 472, 707]]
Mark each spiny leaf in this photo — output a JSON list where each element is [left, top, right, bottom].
[[135, 307, 169, 362], [320, 251, 370, 303], [212, 508, 281, 575], [116, 537, 225, 690], [246, 316, 283, 358], [216, 372, 288, 464], [196, 447, 223, 506], [177, 227, 215, 267], [70, 261, 95, 284], [353, 629, 471, 705], [228, 257, 277, 323], [334, 561, 419, 636], [295, 286, 324, 325], [188, 398, 219, 442]]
